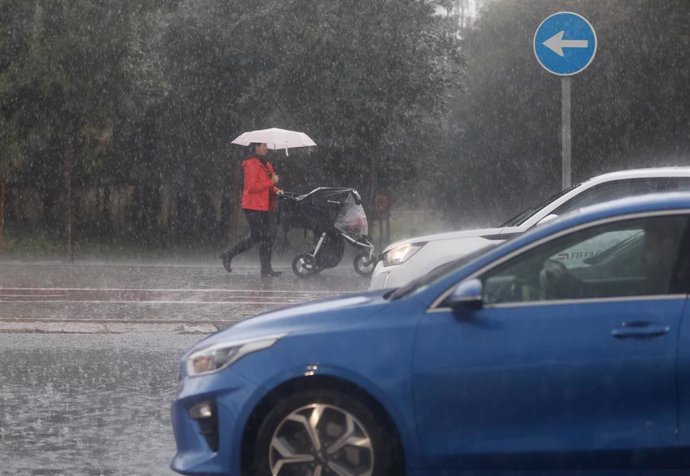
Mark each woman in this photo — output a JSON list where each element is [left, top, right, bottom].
[[220, 142, 282, 277]]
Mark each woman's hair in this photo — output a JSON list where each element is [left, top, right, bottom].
[[247, 143, 260, 156]]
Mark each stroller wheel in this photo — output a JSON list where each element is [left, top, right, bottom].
[[292, 253, 321, 278], [354, 252, 377, 276]]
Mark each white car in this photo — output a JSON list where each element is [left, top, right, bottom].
[[370, 167, 690, 289]]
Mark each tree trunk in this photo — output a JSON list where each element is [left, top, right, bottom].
[[64, 143, 74, 262], [0, 177, 5, 254], [102, 185, 111, 234]]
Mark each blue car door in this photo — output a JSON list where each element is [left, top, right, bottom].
[[413, 214, 690, 472], [677, 297, 690, 465]]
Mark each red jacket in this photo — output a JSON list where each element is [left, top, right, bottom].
[[241, 157, 278, 211]]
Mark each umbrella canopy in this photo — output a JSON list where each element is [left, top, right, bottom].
[[231, 128, 316, 155]]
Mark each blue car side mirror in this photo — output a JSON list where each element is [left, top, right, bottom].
[[447, 278, 483, 312]]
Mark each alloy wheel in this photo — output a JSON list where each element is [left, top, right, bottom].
[[268, 403, 374, 476]]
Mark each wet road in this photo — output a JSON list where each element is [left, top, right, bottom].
[[0, 333, 200, 475], [0, 258, 369, 475], [0, 258, 368, 332]]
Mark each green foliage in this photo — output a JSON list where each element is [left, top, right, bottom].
[[0, 1, 500, 249], [253, 0, 463, 190], [147, 0, 462, 196], [3, 0, 690, 250], [442, 0, 690, 225]]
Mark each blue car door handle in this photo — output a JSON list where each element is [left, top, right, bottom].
[[611, 321, 670, 338]]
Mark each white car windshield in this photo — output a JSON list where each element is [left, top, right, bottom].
[[500, 186, 576, 227], [389, 244, 499, 300]]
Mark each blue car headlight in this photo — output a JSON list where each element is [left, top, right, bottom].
[[186, 335, 284, 377]]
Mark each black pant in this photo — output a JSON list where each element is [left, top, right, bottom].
[[223, 210, 274, 272]]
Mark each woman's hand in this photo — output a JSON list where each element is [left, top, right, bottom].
[[272, 174, 280, 184]]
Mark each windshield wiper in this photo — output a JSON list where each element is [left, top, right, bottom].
[[500, 186, 577, 227]]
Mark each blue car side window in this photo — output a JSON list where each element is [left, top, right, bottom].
[[481, 215, 689, 305]]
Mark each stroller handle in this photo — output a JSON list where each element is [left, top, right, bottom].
[[278, 191, 299, 200]]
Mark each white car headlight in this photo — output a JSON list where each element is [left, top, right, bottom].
[[382, 242, 426, 267], [186, 336, 283, 377]]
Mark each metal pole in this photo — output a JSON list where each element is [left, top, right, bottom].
[[561, 76, 572, 189]]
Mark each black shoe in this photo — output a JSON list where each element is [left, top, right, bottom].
[[261, 269, 282, 277], [221, 255, 232, 273]]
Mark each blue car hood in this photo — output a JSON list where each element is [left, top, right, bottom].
[[186, 289, 389, 353]]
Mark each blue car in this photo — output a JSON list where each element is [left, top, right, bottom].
[[171, 193, 690, 476]]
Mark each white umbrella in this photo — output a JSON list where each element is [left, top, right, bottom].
[[231, 127, 316, 155]]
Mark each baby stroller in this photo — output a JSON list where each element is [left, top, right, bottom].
[[280, 187, 377, 277]]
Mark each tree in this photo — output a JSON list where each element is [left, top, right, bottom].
[[253, 0, 464, 206], [0, 1, 169, 257], [149, 0, 463, 241], [0, 1, 34, 251], [443, 0, 690, 226], [2, 0, 468, 252]]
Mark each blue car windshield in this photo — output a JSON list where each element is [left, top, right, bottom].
[[388, 244, 499, 300]]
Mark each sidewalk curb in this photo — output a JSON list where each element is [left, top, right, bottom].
[[0, 321, 218, 334]]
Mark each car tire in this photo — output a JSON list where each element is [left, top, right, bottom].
[[252, 389, 398, 476]]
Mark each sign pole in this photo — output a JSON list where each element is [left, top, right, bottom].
[[534, 11, 596, 190], [561, 76, 571, 189]]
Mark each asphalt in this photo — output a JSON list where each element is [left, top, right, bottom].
[[0, 257, 371, 475]]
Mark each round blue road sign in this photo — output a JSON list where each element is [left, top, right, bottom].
[[534, 12, 597, 76]]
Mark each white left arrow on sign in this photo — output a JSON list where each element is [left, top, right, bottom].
[[543, 31, 588, 57]]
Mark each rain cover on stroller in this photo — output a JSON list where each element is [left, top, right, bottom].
[[283, 187, 376, 277], [334, 192, 368, 238]]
